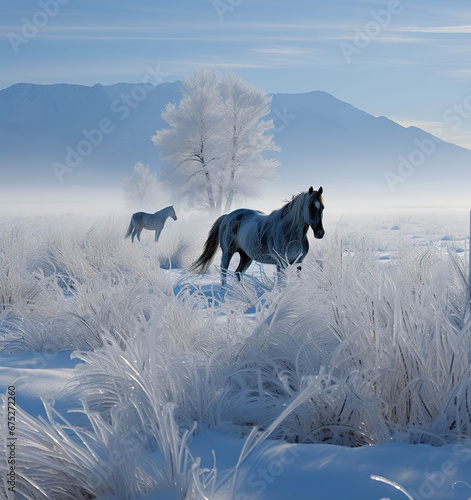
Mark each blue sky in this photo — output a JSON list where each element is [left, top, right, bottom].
[[2, 0, 471, 147]]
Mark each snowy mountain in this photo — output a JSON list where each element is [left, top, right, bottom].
[[1, 82, 470, 200], [0, 82, 182, 186], [269, 91, 471, 183]]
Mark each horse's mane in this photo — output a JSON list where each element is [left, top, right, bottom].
[[243, 190, 310, 260], [160, 205, 175, 216], [269, 191, 309, 224]]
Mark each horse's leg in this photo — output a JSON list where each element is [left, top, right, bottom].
[[133, 215, 143, 242], [221, 251, 233, 286], [297, 258, 303, 274], [296, 250, 307, 275], [235, 250, 252, 281], [276, 264, 285, 285], [297, 243, 308, 275], [154, 224, 163, 243]]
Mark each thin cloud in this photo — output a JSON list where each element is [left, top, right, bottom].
[[341, 34, 424, 44], [5, 30, 356, 44], [374, 36, 423, 44], [391, 25, 471, 34], [391, 118, 445, 130], [442, 69, 471, 78], [251, 47, 321, 56], [391, 117, 471, 150], [351, 57, 421, 67]]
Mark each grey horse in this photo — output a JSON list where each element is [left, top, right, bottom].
[[125, 205, 177, 243]]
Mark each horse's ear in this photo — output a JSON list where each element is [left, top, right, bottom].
[[318, 186, 323, 196], [309, 186, 314, 195]]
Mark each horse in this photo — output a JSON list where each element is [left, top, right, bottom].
[[125, 205, 177, 243], [190, 186, 324, 284]]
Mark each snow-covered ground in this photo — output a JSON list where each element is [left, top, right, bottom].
[[3, 350, 471, 500], [1, 211, 471, 499]]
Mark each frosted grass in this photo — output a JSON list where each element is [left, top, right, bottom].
[[0, 214, 470, 497]]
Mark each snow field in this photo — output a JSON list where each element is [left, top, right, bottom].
[[0, 212, 470, 499]]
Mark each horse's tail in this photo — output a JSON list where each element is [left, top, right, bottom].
[[124, 218, 133, 239], [190, 215, 225, 274]]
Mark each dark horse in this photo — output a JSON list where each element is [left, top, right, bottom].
[[190, 186, 325, 284]]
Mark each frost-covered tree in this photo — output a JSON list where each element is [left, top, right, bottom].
[[152, 69, 220, 212], [123, 162, 159, 209], [152, 69, 279, 213], [217, 73, 279, 212]]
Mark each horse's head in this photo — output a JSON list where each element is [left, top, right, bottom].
[[305, 186, 325, 239], [170, 205, 178, 221]]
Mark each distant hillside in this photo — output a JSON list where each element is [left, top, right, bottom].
[[0, 82, 182, 185], [1, 82, 470, 203], [268, 91, 471, 191]]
